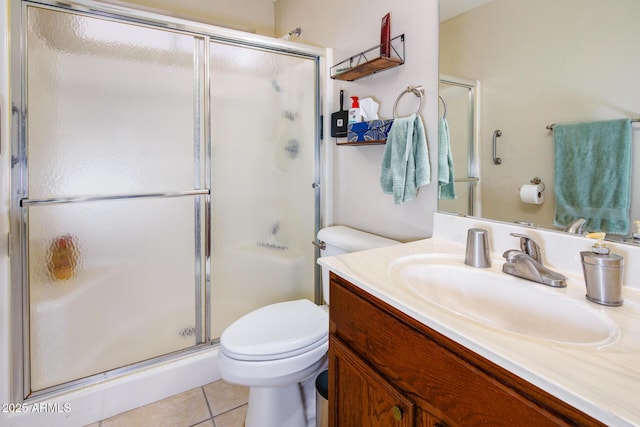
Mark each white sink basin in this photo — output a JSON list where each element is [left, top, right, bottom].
[[389, 254, 619, 345]]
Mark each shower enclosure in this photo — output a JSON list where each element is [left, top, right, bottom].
[[9, 0, 321, 402]]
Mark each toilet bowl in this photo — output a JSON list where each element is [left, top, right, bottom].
[[219, 299, 328, 427], [218, 226, 399, 427]]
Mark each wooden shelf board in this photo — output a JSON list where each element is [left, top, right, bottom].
[[332, 57, 403, 81]]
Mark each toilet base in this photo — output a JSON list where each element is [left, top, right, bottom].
[[243, 356, 327, 427], [246, 385, 306, 427]]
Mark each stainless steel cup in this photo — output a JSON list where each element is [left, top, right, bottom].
[[465, 228, 491, 268], [580, 252, 624, 306]]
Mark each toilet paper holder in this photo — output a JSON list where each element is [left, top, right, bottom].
[[519, 177, 546, 205], [529, 176, 545, 190]]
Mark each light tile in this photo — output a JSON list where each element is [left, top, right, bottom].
[[193, 420, 215, 427], [101, 387, 210, 427], [203, 381, 249, 416], [213, 404, 247, 427]]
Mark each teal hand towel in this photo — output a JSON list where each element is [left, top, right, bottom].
[[438, 117, 456, 200], [553, 118, 632, 235], [380, 114, 431, 204]]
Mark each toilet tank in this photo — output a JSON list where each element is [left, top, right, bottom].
[[317, 226, 399, 304]]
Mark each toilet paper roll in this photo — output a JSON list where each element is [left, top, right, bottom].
[[520, 183, 545, 205]]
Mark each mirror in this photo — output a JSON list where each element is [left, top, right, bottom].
[[439, 0, 640, 243]]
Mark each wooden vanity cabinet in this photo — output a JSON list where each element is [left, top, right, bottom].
[[328, 273, 605, 427]]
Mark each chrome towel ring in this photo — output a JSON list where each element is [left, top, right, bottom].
[[439, 94, 447, 119], [393, 85, 425, 118]]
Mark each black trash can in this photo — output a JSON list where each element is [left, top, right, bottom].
[[315, 369, 329, 427]]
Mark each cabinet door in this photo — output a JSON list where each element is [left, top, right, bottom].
[[418, 411, 450, 427], [330, 336, 414, 427]]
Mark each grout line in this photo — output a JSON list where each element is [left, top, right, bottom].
[[181, 387, 214, 427], [215, 403, 248, 416], [201, 385, 214, 419], [188, 418, 213, 427]]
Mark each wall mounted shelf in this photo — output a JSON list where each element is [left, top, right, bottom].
[[330, 34, 405, 81], [336, 140, 386, 146]]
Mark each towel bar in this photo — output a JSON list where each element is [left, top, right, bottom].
[[393, 85, 424, 118], [546, 118, 640, 130]]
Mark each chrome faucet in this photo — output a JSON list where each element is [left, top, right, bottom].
[[502, 233, 567, 288], [564, 218, 586, 234]]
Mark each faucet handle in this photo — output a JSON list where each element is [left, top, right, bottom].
[[510, 233, 542, 263], [502, 249, 523, 262]]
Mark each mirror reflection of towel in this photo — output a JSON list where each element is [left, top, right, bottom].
[[438, 117, 456, 200], [553, 118, 632, 235], [380, 114, 431, 204]]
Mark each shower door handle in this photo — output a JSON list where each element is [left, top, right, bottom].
[[20, 189, 210, 207]]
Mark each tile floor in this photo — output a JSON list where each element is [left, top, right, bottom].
[[84, 380, 249, 427]]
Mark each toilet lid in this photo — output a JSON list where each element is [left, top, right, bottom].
[[220, 299, 328, 361]]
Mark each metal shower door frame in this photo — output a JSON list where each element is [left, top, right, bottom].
[[8, 0, 324, 403]]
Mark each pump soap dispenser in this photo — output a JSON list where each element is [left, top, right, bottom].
[[580, 232, 624, 306]]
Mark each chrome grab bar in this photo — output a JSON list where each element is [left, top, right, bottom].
[[20, 189, 210, 207], [492, 129, 502, 165]]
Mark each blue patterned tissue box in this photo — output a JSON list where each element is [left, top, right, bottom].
[[347, 119, 394, 143]]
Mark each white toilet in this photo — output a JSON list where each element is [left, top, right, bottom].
[[218, 226, 399, 427]]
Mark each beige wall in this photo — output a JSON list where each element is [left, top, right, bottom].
[[114, 0, 276, 35], [276, 0, 440, 241], [441, 0, 640, 230]]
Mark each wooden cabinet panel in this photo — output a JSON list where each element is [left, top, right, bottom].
[[328, 273, 605, 427], [330, 337, 414, 426]]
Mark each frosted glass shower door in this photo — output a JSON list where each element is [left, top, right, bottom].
[[23, 6, 206, 391], [209, 42, 318, 338]]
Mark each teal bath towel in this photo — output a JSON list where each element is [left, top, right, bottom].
[[438, 117, 456, 200], [553, 118, 632, 235], [380, 114, 431, 204]]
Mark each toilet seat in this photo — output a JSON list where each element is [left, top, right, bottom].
[[220, 299, 328, 362]]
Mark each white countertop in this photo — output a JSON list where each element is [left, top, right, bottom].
[[319, 236, 640, 426]]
